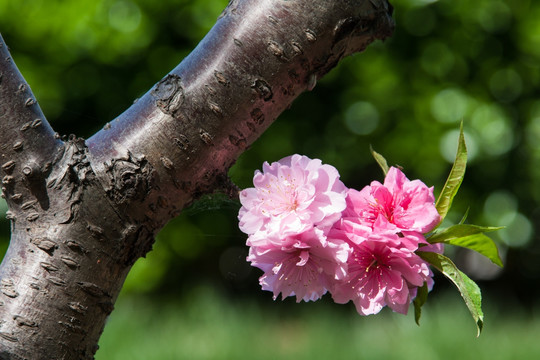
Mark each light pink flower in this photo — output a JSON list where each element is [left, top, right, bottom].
[[247, 228, 349, 302], [343, 167, 440, 234], [238, 154, 347, 237], [329, 229, 435, 315]]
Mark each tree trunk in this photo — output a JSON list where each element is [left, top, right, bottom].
[[0, 0, 393, 358]]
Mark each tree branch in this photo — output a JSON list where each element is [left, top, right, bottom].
[[0, 34, 64, 211], [86, 0, 394, 234], [0, 1, 393, 358]]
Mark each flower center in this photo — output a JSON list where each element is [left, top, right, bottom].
[[264, 174, 300, 214], [365, 257, 379, 272]]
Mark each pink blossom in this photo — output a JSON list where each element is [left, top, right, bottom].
[[329, 229, 435, 315], [247, 228, 349, 302], [238, 154, 347, 237], [343, 167, 440, 234], [240, 156, 443, 312]]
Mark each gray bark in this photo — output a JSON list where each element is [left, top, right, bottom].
[[0, 0, 393, 358]]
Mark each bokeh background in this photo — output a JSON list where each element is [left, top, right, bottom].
[[1, 0, 539, 358]]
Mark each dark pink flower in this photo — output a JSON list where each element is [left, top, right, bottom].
[[343, 167, 440, 234], [247, 228, 349, 302], [329, 229, 435, 315], [238, 154, 347, 237]]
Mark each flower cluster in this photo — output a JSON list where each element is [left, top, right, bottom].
[[239, 155, 442, 315], [239, 155, 349, 302]]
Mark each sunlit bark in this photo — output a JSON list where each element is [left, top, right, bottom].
[[0, 1, 393, 358]]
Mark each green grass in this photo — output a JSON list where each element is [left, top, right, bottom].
[[97, 286, 540, 360]]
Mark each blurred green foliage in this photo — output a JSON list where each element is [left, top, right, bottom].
[[1, 0, 540, 339], [98, 284, 540, 359]]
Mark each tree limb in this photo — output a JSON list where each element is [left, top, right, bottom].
[[0, 33, 64, 209], [0, 1, 393, 358], [86, 0, 394, 234]]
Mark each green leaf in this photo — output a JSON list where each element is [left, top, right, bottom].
[[435, 122, 467, 224], [427, 224, 504, 267], [418, 251, 484, 336], [413, 282, 429, 326], [370, 146, 389, 176]]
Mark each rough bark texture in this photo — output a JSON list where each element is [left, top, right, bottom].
[[0, 0, 394, 358]]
